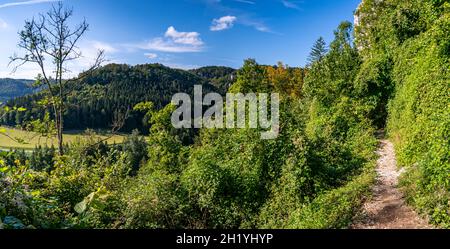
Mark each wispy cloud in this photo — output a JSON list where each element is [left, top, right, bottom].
[[248, 23, 269, 32], [234, 0, 255, 4], [238, 17, 272, 33], [281, 0, 302, 10], [89, 41, 118, 54], [131, 26, 205, 53], [0, 0, 59, 9], [200, 0, 273, 33], [210, 16, 237, 31], [0, 18, 8, 29], [145, 53, 158, 59]]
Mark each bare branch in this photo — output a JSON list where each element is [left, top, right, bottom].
[[8, 2, 94, 156]]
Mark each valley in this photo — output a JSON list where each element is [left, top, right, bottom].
[[0, 126, 125, 150]]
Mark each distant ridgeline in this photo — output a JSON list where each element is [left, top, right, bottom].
[[0, 78, 35, 103], [189, 66, 237, 95], [0, 64, 236, 133]]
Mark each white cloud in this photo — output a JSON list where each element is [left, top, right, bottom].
[[165, 26, 203, 46], [0, 0, 59, 9], [134, 26, 204, 53], [90, 41, 118, 53], [201, 0, 273, 33], [281, 0, 302, 10], [145, 53, 158, 59], [141, 38, 203, 53], [239, 18, 271, 33], [210, 16, 237, 31], [234, 0, 255, 4], [0, 18, 8, 29], [0, 63, 43, 79], [254, 25, 269, 32]]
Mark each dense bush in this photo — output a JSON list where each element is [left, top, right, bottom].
[[388, 15, 450, 228], [356, 0, 450, 228], [287, 163, 375, 229]]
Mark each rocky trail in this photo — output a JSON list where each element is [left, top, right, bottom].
[[352, 137, 432, 229]]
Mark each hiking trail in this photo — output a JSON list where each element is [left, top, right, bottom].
[[352, 137, 432, 229]]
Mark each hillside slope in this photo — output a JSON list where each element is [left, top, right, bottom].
[[0, 78, 35, 103], [1, 64, 235, 132]]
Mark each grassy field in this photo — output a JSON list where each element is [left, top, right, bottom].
[[0, 126, 126, 150]]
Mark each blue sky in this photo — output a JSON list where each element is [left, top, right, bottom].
[[0, 0, 361, 79]]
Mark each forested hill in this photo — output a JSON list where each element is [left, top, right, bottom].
[[0, 78, 35, 103], [189, 66, 237, 95], [0, 64, 236, 132]]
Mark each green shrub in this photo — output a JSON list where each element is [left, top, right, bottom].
[[287, 163, 376, 229], [387, 11, 450, 228]]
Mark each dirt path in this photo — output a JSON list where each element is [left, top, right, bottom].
[[352, 139, 432, 229]]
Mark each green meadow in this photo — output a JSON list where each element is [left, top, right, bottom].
[[0, 126, 125, 150]]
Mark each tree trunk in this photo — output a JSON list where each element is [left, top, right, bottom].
[[57, 107, 64, 156]]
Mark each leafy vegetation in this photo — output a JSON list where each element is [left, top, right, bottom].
[[355, 0, 450, 228], [0, 0, 448, 229]]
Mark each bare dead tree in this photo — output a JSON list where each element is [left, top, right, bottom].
[[9, 2, 105, 156]]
